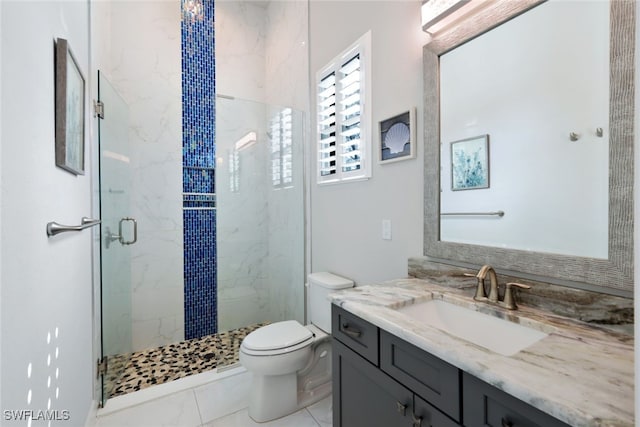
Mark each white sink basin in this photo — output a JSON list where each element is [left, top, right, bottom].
[[395, 300, 548, 356]]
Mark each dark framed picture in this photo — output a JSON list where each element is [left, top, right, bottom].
[[379, 108, 416, 164], [55, 38, 85, 175], [450, 134, 490, 191]]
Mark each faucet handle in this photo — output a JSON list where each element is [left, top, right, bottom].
[[473, 277, 486, 300], [506, 282, 531, 290], [503, 282, 531, 310]]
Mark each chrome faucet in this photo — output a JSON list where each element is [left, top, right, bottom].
[[473, 265, 531, 310]]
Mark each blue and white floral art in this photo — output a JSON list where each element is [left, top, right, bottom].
[[451, 135, 489, 190]]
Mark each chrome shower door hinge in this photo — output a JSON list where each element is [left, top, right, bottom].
[[94, 100, 105, 119]]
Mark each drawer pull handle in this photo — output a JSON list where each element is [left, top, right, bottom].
[[502, 418, 514, 427], [412, 414, 423, 427], [341, 322, 362, 338], [396, 402, 407, 416]]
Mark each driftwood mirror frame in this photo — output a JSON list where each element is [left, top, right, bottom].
[[422, 0, 635, 296]]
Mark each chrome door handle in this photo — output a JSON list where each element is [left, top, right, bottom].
[[119, 217, 137, 245], [47, 217, 101, 237], [104, 217, 137, 248]]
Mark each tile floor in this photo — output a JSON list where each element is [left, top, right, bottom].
[[95, 368, 332, 427]]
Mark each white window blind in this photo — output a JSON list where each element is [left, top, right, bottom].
[[339, 54, 362, 173], [316, 31, 371, 184], [318, 72, 337, 177], [271, 108, 293, 189]]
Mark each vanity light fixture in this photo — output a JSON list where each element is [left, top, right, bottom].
[[421, 0, 491, 34]]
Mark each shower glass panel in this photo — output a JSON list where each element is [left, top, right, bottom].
[[216, 96, 305, 334], [97, 71, 134, 405]]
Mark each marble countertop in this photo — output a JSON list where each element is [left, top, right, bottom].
[[329, 277, 634, 427]]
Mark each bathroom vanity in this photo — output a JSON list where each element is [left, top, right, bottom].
[[330, 277, 634, 427]]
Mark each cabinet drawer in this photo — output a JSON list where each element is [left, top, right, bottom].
[[332, 304, 379, 365], [333, 338, 413, 427], [463, 373, 571, 427], [414, 395, 460, 427], [380, 330, 461, 422]]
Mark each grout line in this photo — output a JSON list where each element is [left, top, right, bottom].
[[192, 388, 205, 426], [306, 408, 322, 427]]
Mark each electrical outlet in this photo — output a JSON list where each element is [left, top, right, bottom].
[[382, 219, 392, 240]]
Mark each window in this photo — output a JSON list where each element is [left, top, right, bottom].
[[316, 31, 372, 184]]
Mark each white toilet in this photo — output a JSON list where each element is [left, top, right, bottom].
[[239, 272, 354, 422]]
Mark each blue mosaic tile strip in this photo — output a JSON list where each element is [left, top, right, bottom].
[[183, 167, 215, 196], [182, 0, 217, 340], [183, 209, 217, 339], [182, 0, 216, 179]]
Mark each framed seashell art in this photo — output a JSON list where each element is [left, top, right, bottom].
[[379, 108, 416, 164]]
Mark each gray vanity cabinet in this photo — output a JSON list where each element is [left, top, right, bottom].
[[380, 330, 461, 422], [332, 304, 572, 427], [463, 373, 571, 427], [332, 305, 460, 427], [333, 338, 459, 427], [333, 338, 414, 427]]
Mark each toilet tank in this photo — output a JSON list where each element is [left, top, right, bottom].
[[308, 272, 354, 333]]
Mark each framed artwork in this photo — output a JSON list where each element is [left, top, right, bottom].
[[55, 38, 85, 175], [379, 108, 416, 164], [450, 134, 489, 190]]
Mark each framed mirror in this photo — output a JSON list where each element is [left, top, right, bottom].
[[422, 0, 634, 296]]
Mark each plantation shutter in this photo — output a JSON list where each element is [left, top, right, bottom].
[[316, 31, 370, 184], [318, 72, 337, 177], [339, 53, 362, 174]]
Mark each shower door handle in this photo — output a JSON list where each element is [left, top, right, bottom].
[[104, 217, 138, 248], [119, 217, 137, 245]]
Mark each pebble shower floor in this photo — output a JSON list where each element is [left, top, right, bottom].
[[104, 323, 266, 399]]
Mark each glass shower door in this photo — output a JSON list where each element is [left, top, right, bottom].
[[216, 96, 305, 333], [97, 71, 135, 404]]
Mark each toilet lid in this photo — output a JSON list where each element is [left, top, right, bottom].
[[242, 320, 313, 352]]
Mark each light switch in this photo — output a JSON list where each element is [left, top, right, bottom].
[[382, 219, 392, 240]]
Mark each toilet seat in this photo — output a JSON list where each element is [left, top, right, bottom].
[[241, 320, 314, 356]]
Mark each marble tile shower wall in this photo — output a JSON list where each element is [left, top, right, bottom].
[[215, 0, 308, 332], [182, 0, 217, 339], [216, 97, 271, 332], [216, 1, 270, 333], [108, 1, 184, 352], [263, 1, 308, 324]]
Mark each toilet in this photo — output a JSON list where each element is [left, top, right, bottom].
[[239, 272, 354, 422]]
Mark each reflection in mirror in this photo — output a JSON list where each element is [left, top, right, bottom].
[[423, 0, 634, 295], [439, 0, 609, 259]]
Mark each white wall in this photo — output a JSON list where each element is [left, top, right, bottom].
[[1, 1, 94, 424], [309, 1, 427, 285]]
